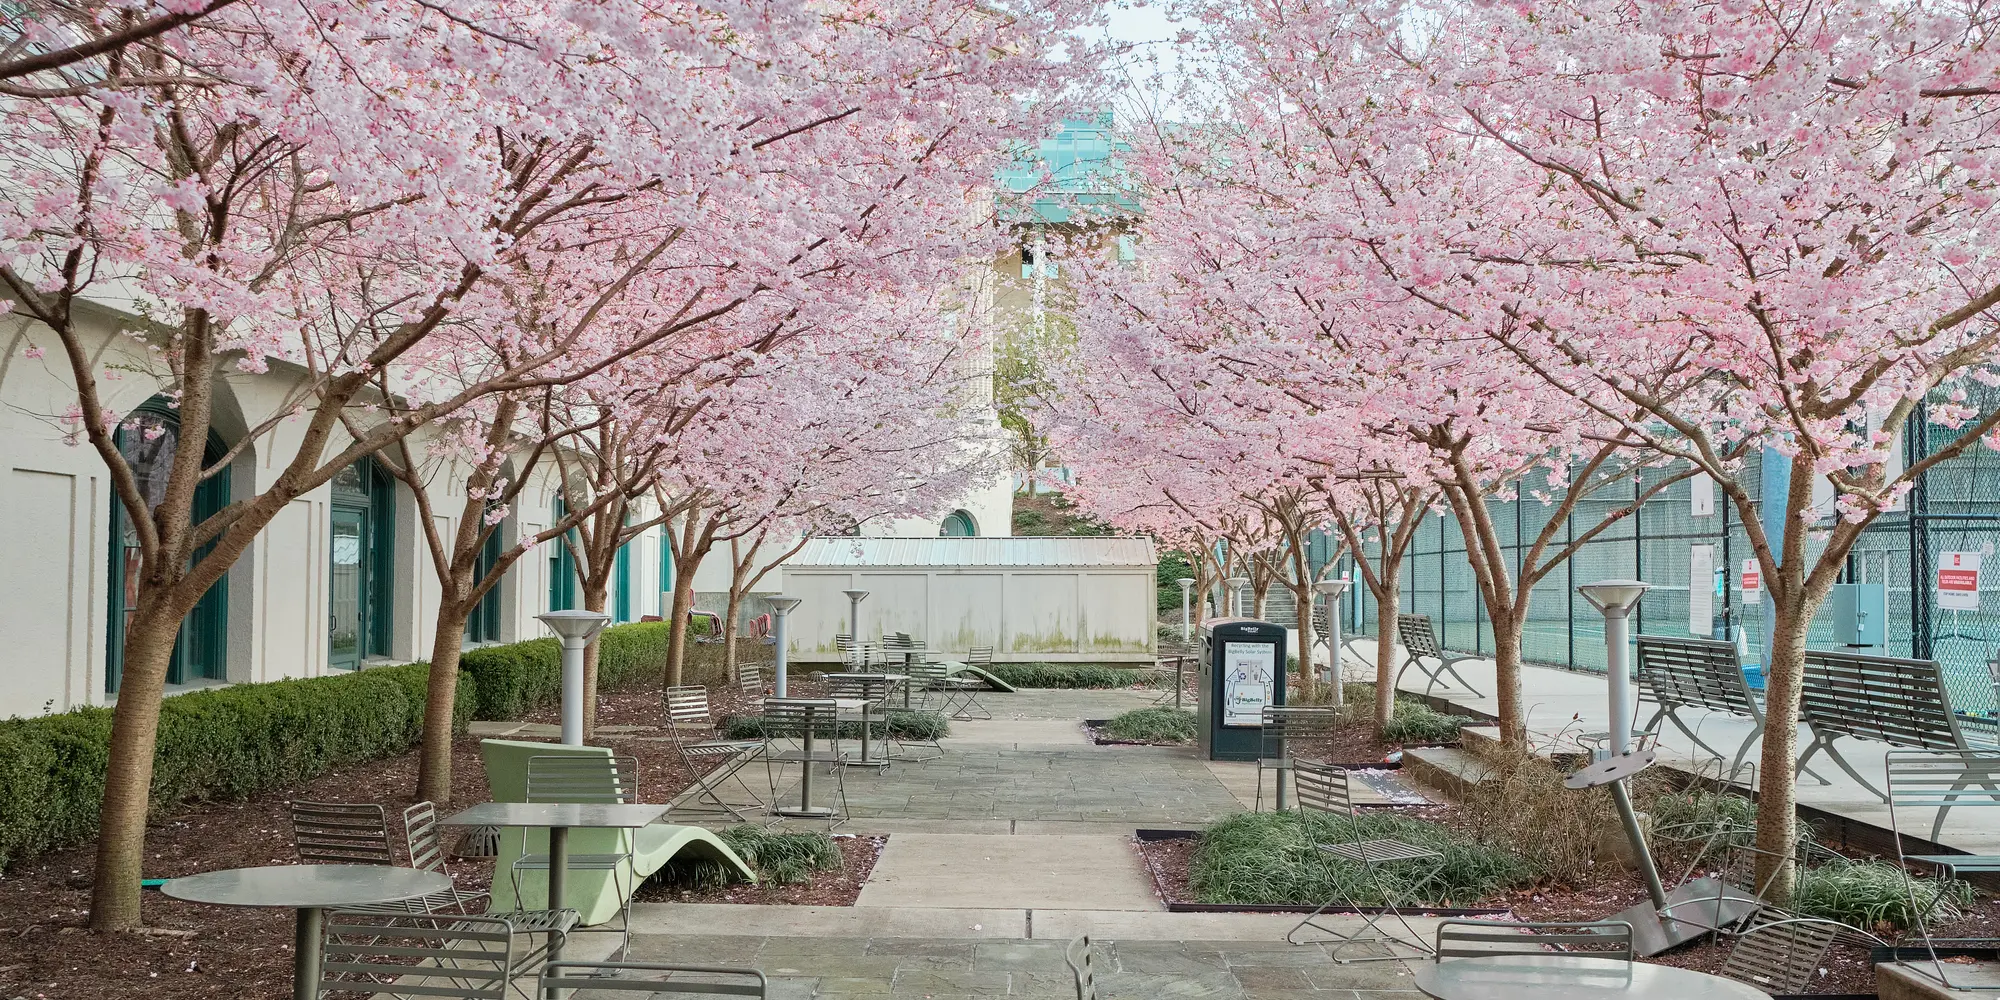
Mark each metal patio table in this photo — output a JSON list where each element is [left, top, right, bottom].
[[439, 801, 668, 987], [1412, 955, 1769, 1000], [163, 863, 449, 1000], [827, 675, 909, 761]]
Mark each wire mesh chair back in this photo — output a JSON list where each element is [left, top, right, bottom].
[[1719, 911, 1842, 994], [1886, 749, 2000, 838], [1065, 936, 1100, 1000], [828, 674, 893, 703], [1396, 614, 1440, 658], [665, 685, 716, 728], [967, 645, 994, 668], [292, 801, 395, 865], [525, 754, 639, 804], [906, 660, 950, 689], [760, 699, 842, 740], [1261, 706, 1342, 758], [540, 961, 768, 997], [1433, 920, 1635, 961], [402, 800, 450, 874], [1290, 760, 1360, 821], [319, 910, 518, 999]]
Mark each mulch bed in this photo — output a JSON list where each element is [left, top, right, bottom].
[[1135, 801, 2000, 996], [636, 834, 885, 907], [0, 675, 825, 1000]]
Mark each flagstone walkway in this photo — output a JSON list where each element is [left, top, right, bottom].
[[633, 686, 1432, 998]]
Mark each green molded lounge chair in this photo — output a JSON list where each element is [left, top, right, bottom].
[[478, 739, 756, 925]]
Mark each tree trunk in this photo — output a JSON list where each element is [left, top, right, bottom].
[[1751, 604, 1811, 902], [664, 564, 698, 689], [1374, 566, 1401, 735], [580, 587, 608, 739], [1292, 580, 1315, 699], [1489, 605, 1527, 749], [88, 600, 184, 931], [721, 588, 743, 681], [417, 607, 470, 806]]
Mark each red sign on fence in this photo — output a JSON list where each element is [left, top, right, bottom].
[[1740, 559, 1761, 604], [1939, 551, 1982, 612]]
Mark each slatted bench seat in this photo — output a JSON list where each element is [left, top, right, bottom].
[[1394, 613, 1482, 698], [1798, 649, 1972, 817], [1636, 636, 1769, 783]]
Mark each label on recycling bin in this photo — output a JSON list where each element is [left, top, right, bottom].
[[1221, 640, 1276, 727]]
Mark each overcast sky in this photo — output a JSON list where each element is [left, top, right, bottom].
[[1094, 1, 1198, 120]]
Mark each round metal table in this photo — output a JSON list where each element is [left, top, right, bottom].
[[1412, 955, 1770, 1000], [163, 864, 450, 1000]]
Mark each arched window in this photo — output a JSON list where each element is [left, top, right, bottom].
[[549, 496, 578, 612], [106, 400, 230, 692], [939, 509, 977, 537], [613, 510, 635, 623], [328, 457, 395, 670]]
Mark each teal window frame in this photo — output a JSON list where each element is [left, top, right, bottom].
[[328, 457, 395, 668], [548, 497, 577, 612], [106, 399, 230, 692], [466, 515, 503, 644]]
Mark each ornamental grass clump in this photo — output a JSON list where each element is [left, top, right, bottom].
[[1188, 810, 1536, 907], [1793, 858, 1976, 932], [1100, 707, 1197, 743]]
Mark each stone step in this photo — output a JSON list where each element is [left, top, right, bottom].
[[1400, 746, 1499, 800], [1879, 958, 2000, 999]]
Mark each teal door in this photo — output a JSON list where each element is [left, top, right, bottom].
[[329, 506, 365, 670]]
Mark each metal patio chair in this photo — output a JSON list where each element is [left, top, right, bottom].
[[827, 673, 900, 766], [319, 910, 524, 1000], [1285, 760, 1447, 960], [513, 754, 641, 956], [540, 960, 767, 998], [736, 665, 766, 709], [759, 698, 850, 827], [1886, 749, 2000, 991], [1718, 910, 1844, 994], [1065, 935, 1102, 1000], [1432, 918, 1635, 961], [292, 801, 396, 866], [950, 645, 997, 720], [664, 685, 767, 821], [1257, 706, 1342, 812], [1394, 614, 1483, 698]]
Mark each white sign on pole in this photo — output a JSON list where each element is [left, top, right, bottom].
[[1689, 545, 1714, 636], [1221, 640, 1277, 727], [1939, 551, 1983, 612], [1740, 558, 1761, 605], [1690, 473, 1715, 517]]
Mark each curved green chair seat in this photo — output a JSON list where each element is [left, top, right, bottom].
[[478, 739, 756, 925], [940, 663, 1016, 692]]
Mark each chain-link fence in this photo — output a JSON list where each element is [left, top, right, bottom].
[[1338, 392, 2000, 734]]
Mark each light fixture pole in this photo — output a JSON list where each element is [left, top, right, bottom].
[[841, 589, 869, 666], [536, 609, 612, 745], [1315, 578, 1352, 708], [1225, 576, 1250, 618], [764, 595, 803, 697], [1176, 578, 1195, 645], [1578, 579, 1652, 755]]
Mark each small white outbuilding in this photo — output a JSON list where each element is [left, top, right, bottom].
[[781, 536, 1158, 663]]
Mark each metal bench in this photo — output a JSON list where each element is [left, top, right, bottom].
[[1394, 614, 1483, 698], [1797, 649, 1971, 810], [1636, 636, 1774, 783]]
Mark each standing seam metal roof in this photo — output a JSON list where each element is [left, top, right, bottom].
[[789, 536, 1157, 568]]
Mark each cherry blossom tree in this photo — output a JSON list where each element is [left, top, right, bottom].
[[1182, 0, 2000, 895], [1, 0, 1098, 930]]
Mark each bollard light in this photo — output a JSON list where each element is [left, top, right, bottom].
[[841, 589, 869, 666], [1176, 578, 1195, 645], [1578, 579, 1652, 755], [765, 595, 803, 697], [1315, 578, 1353, 708], [537, 609, 612, 745]]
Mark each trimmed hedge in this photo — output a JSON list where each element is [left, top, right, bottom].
[[457, 621, 677, 720], [0, 621, 679, 871], [983, 663, 1165, 689], [0, 661, 472, 870]]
